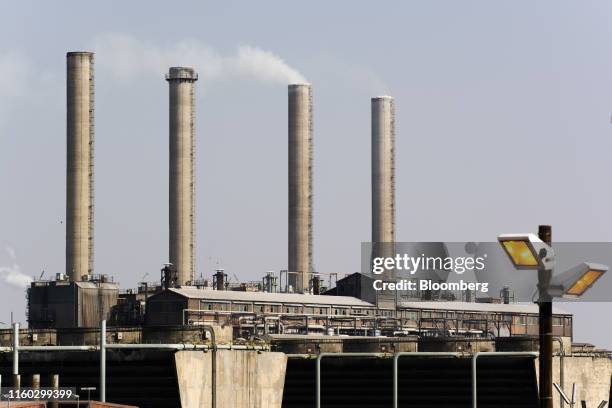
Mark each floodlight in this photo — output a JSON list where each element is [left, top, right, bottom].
[[497, 233, 555, 270], [548, 262, 608, 298], [499, 226, 608, 408]]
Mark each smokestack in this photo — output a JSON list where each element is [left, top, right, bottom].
[[288, 84, 313, 293], [66, 52, 95, 280], [166, 67, 198, 286], [312, 274, 321, 295], [371, 96, 395, 284]]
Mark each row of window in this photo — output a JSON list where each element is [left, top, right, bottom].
[[514, 316, 569, 326], [155, 299, 572, 327], [200, 301, 361, 316]]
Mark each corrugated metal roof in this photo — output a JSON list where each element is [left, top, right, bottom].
[[167, 287, 374, 307], [400, 301, 569, 315]]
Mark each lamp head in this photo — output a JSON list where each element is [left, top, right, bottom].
[[548, 262, 608, 298], [497, 233, 555, 270]]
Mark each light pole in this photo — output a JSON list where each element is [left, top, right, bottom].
[[538, 225, 553, 408], [498, 225, 608, 408]]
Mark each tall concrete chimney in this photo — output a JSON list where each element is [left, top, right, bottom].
[[66, 52, 95, 280], [371, 96, 395, 247], [288, 84, 313, 293], [371, 96, 396, 301], [166, 67, 198, 286]]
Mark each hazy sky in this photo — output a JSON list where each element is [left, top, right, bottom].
[[1, 1, 612, 347]]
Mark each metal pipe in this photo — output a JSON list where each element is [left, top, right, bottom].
[[472, 352, 538, 408], [106, 344, 206, 350], [100, 319, 106, 402], [18, 345, 96, 351], [393, 352, 461, 408], [316, 352, 390, 408], [553, 336, 566, 408], [110, 344, 260, 350], [286, 354, 316, 359], [0, 343, 267, 353], [12, 322, 18, 375]]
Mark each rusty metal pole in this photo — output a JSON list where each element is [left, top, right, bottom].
[[538, 225, 553, 408], [31, 374, 40, 390]]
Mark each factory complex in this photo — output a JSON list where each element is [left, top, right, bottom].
[[0, 51, 610, 408]]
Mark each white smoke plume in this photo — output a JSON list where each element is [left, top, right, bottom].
[[0, 247, 33, 289], [93, 33, 307, 84]]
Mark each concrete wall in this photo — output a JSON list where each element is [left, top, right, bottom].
[[343, 336, 418, 353], [535, 355, 612, 408], [419, 337, 495, 353], [144, 324, 233, 345], [496, 336, 573, 355], [175, 350, 287, 408]]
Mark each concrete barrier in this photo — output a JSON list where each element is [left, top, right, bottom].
[[175, 350, 287, 408], [534, 355, 612, 408]]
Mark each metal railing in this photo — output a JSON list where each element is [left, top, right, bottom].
[[3, 321, 272, 406], [471, 352, 538, 408], [5, 323, 539, 408], [289, 350, 539, 408], [316, 352, 389, 408], [394, 352, 462, 408]]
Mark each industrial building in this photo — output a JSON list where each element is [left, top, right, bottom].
[[142, 284, 572, 339], [145, 288, 374, 328], [25, 51, 577, 343], [27, 275, 118, 329]]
